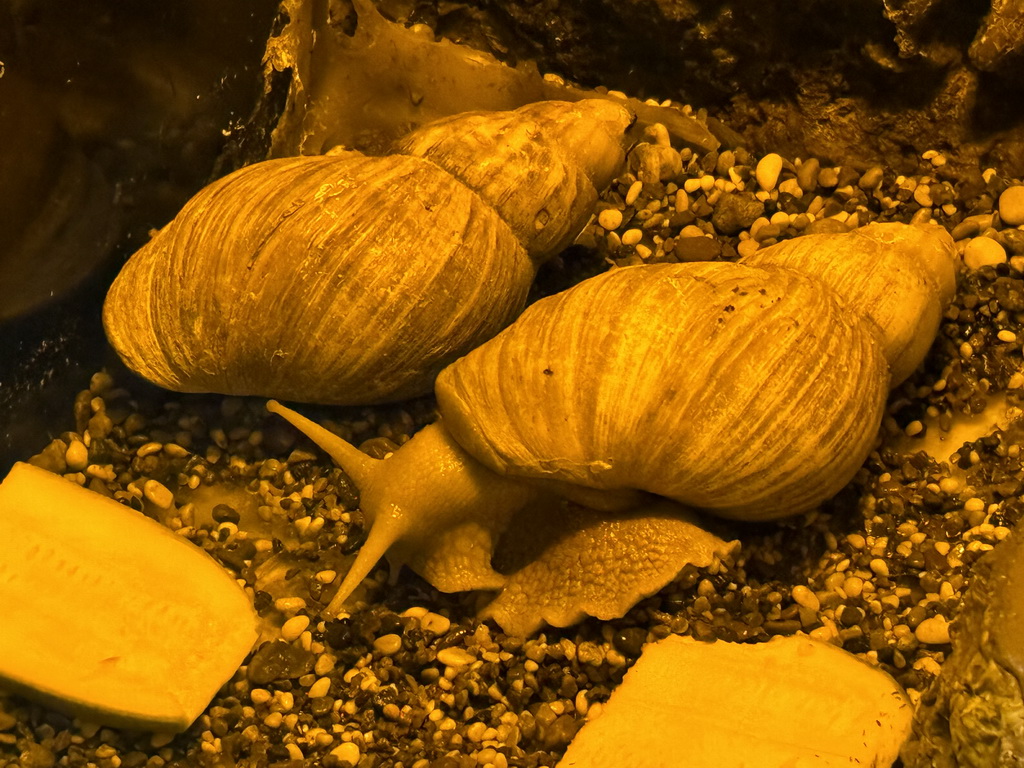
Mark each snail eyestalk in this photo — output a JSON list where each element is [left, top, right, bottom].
[[266, 400, 538, 616]]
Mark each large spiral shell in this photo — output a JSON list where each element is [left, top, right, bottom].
[[436, 261, 891, 521], [102, 100, 631, 405]]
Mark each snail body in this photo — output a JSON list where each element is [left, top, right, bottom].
[[102, 100, 632, 405], [268, 222, 958, 618]]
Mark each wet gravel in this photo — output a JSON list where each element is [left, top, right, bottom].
[[4, 100, 1024, 767]]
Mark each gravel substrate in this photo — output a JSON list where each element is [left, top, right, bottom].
[[3, 99, 1024, 767]]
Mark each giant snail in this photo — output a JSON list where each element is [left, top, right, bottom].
[[101, 97, 958, 632], [102, 99, 634, 405], [265, 221, 958, 622]]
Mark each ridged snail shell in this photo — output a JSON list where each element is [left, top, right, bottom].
[[438, 221, 958, 519], [102, 99, 632, 404]]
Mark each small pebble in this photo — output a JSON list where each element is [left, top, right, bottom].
[[621, 228, 643, 246], [250, 688, 272, 705], [308, 676, 332, 698], [274, 596, 307, 615], [420, 612, 452, 635], [843, 576, 864, 598], [281, 615, 310, 642], [247, 641, 315, 684], [755, 153, 783, 191], [913, 184, 933, 207], [315, 653, 336, 676], [858, 166, 884, 189], [791, 585, 820, 611], [818, 167, 839, 188], [597, 208, 623, 230], [330, 742, 361, 765], [64, 440, 89, 471], [624, 180, 643, 206], [905, 420, 924, 437], [998, 185, 1024, 226], [915, 616, 951, 645], [964, 497, 986, 513], [737, 239, 760, 258], [436, 647, 477, 668], [315, 569, 338, 584], [796, 157, 820, 191], [777, 178, 802, 198], [142, 479, 174, 509], [136, 441, 163, 458], [963, 236, 1007, 269], [374, 633, 403, 656]]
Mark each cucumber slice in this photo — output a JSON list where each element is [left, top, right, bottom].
[[558, 633, 913, 767], [0, 462, 257, 732]]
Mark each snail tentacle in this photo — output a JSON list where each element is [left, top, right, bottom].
[[267, 401, 539, 615]]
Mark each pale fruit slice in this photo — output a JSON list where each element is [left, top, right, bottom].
[[0, 462, 257, 731], [558, 634, 913, 768]]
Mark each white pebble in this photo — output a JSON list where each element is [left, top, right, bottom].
[[436, 647, 476, 668], [964, 497, 986, 513], [791, 585, 820, 611], [421, 612, 451, 635], [683, 177, 702, 194], [597, 208, 623, 231], [620, 228, 643, 246], [915, 616, 950, 645], [736, 239, 760, 258], [963, 236, 1007, 269], [250, 687, 272, 705], [755, 153, 783, 192], [308, 676, 332, 698], [999, 185, 1024, 226], [274, 596, 307, 615], [374, 633, 403, 656], [777, 178, 803, 198], [843, 576, 865, 598], [136, 441, 163, 458], [281, 615, 310, 641], [329, 742, 361, 765], [624, 180, 643, 206], [65, 440, 89, 471], [143, 479, 174, 509]]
